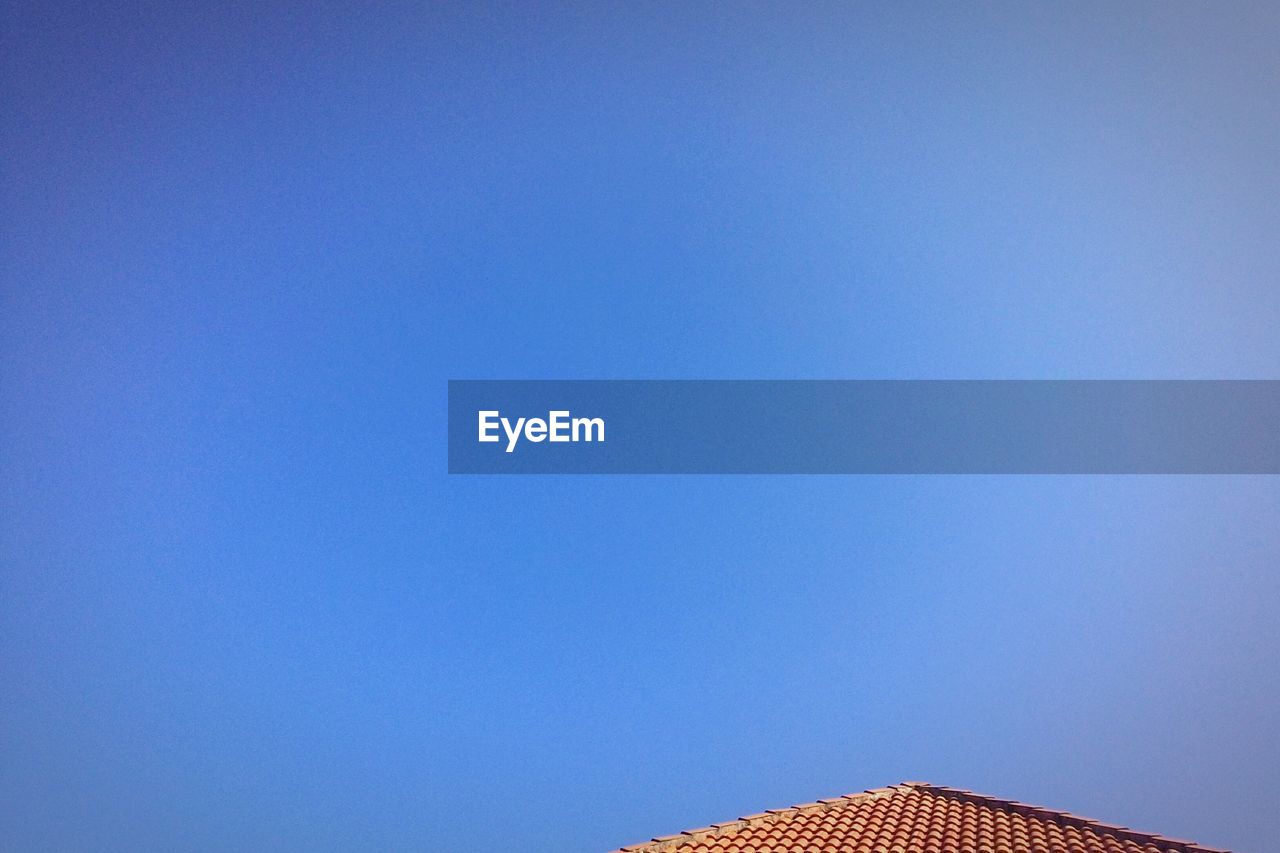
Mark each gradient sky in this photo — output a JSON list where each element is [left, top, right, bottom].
[[3, 3, 1279, 851]]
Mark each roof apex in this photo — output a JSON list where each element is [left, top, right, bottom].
[[608, 781, 1231, 853]]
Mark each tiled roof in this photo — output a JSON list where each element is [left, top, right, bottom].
[[610, 782, 1231, 853]]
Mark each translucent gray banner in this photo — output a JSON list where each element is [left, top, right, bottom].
[[447, 380, 1280, 474]]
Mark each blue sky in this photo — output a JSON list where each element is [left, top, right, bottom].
[[3, 3, 1279, 851]]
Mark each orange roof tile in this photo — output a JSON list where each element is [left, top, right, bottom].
[[610, 782, 1232, 853]]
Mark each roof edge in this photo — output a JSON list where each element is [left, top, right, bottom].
[[912, 783, 1231, 853], [608, 781, 1233, 853], [608, 785, 904, 853]]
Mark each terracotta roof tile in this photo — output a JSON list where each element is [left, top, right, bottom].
[[609, 782, 1232, 853]]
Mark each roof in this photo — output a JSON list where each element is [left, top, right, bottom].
[[610, 782, 1232, 853]]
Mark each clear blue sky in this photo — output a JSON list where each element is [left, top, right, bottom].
[[3, 3, 1278, 851]]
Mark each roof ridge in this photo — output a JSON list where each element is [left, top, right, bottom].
[[608, 782, 1234, 853], [608, 785, 904, 853], [900, 783, 1230, 853]]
